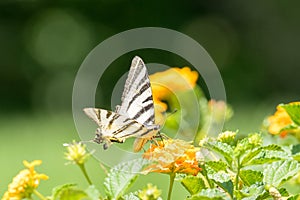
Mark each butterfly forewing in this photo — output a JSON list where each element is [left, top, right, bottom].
[[117, 56, 156, 126]]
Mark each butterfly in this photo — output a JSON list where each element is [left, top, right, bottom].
[[83, 56, 160, 152]]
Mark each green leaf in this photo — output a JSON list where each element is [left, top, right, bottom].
[[263, 160, 300, 187], [262, 144, 284, 151], [208, 172, 233, 198], [291, 144, 300, 155], [187, 188, 230, 200], [237, 183, 264, 200], [287, 194, 299, 200], [205, 161, 228, 172], [181, 175, 206, 195], [104, 158, 149, 199], [85, 185, 101, 200], [242, 145, 283, 166], [203, 140, 234, 164], [122, 193, 140, 200], [51, 183, 87, 200], [241, 148, 262, 166], [281, 103, 300, 125], [239, 170, 263, 186], [245, 150, 287, 166], [256, 187, 289, 200]]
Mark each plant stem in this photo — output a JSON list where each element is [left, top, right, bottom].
[[33, 190, 47, 200], [235, 157, 240, 191], [79, 164, 92, 185], [167, 173, 176, 200]]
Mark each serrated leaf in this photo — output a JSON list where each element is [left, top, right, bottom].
[[248, 157, 282, 165], [85, 185, 101, 200], [205, 161, 228, 172], [104, 158, 149, 199], [239, 170, 263, 186], [208, 172, 233, 198], [187, 188, 230, 200], [245, 150, 287, 166], [241, 148, 262, 166], [52, 185, 87, 200], [122, 192, 140, 200], [242, 145, 284, 166], [281, 104, 300, 125], [181, 175, 206, 195], [203, 141, 234, 164], [52, 183, 78, 200], [238, 183, 265, 200], [263, 160, 300, 187]]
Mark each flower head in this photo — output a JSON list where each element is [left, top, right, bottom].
[[2, 160, 48, 200], [138, 183, 162, 200], [217, 131, 236, 144], [150, 67, 198, 124], [64, 141, 91, 165], [143, 139, 201, 176], [268, 102, 300, 137]]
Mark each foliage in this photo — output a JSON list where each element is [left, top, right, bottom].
[[2, 63, 300, 200]]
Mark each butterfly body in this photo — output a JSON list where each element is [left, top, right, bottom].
[[84, 56, 160, 151]]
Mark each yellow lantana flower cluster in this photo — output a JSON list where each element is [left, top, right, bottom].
[[138, 183, 162, 200], [2, 160, 48, 200], [64, 141, 92, 165], [143, 139, 201, 176], [149, 67, 198, 124]]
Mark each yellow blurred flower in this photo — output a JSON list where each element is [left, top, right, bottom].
[[138, 183, 162, 200], [150, 67, 198, 124], [268, 102, 300, 137], [143, 139, 201, 176], [64, 141, 91, 165], [217, 131, 236, 144], [2, 160, 48, 200]]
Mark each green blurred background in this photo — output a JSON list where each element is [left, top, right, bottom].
[[0, 1, 299, 198]]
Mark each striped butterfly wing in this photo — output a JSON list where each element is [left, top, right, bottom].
[[116, 56, 160, 151], [117, 56, 156, 127], [83, 108, 151, 149]]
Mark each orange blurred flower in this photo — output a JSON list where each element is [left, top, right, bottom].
[[143, 139, 201, 176], [2, 160, 48, 200], [268, 102, 300, 137], [149, 67, 198, 124]]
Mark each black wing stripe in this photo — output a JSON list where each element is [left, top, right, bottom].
[[142, 95, 153, 104], [112, 121, 136, 135], [143, 113, 155, 125], [121, 125, 144, 138], [126, 82, 150, 111], [106, 110, 112, 119], [108, 114, 119, 129], [132, 103, 153, 120]]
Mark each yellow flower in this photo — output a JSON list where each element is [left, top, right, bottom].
[[143, 139, 201, 176], [138, 183, 162, 200], [64, 141, 91, 165], [150, 67, 198, 124], [217, 131, 236, 144], [2, 160, 48, 200], [268, 102, 300, 137]]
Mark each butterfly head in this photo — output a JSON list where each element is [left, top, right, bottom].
[[93, 128, 112, 150]]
